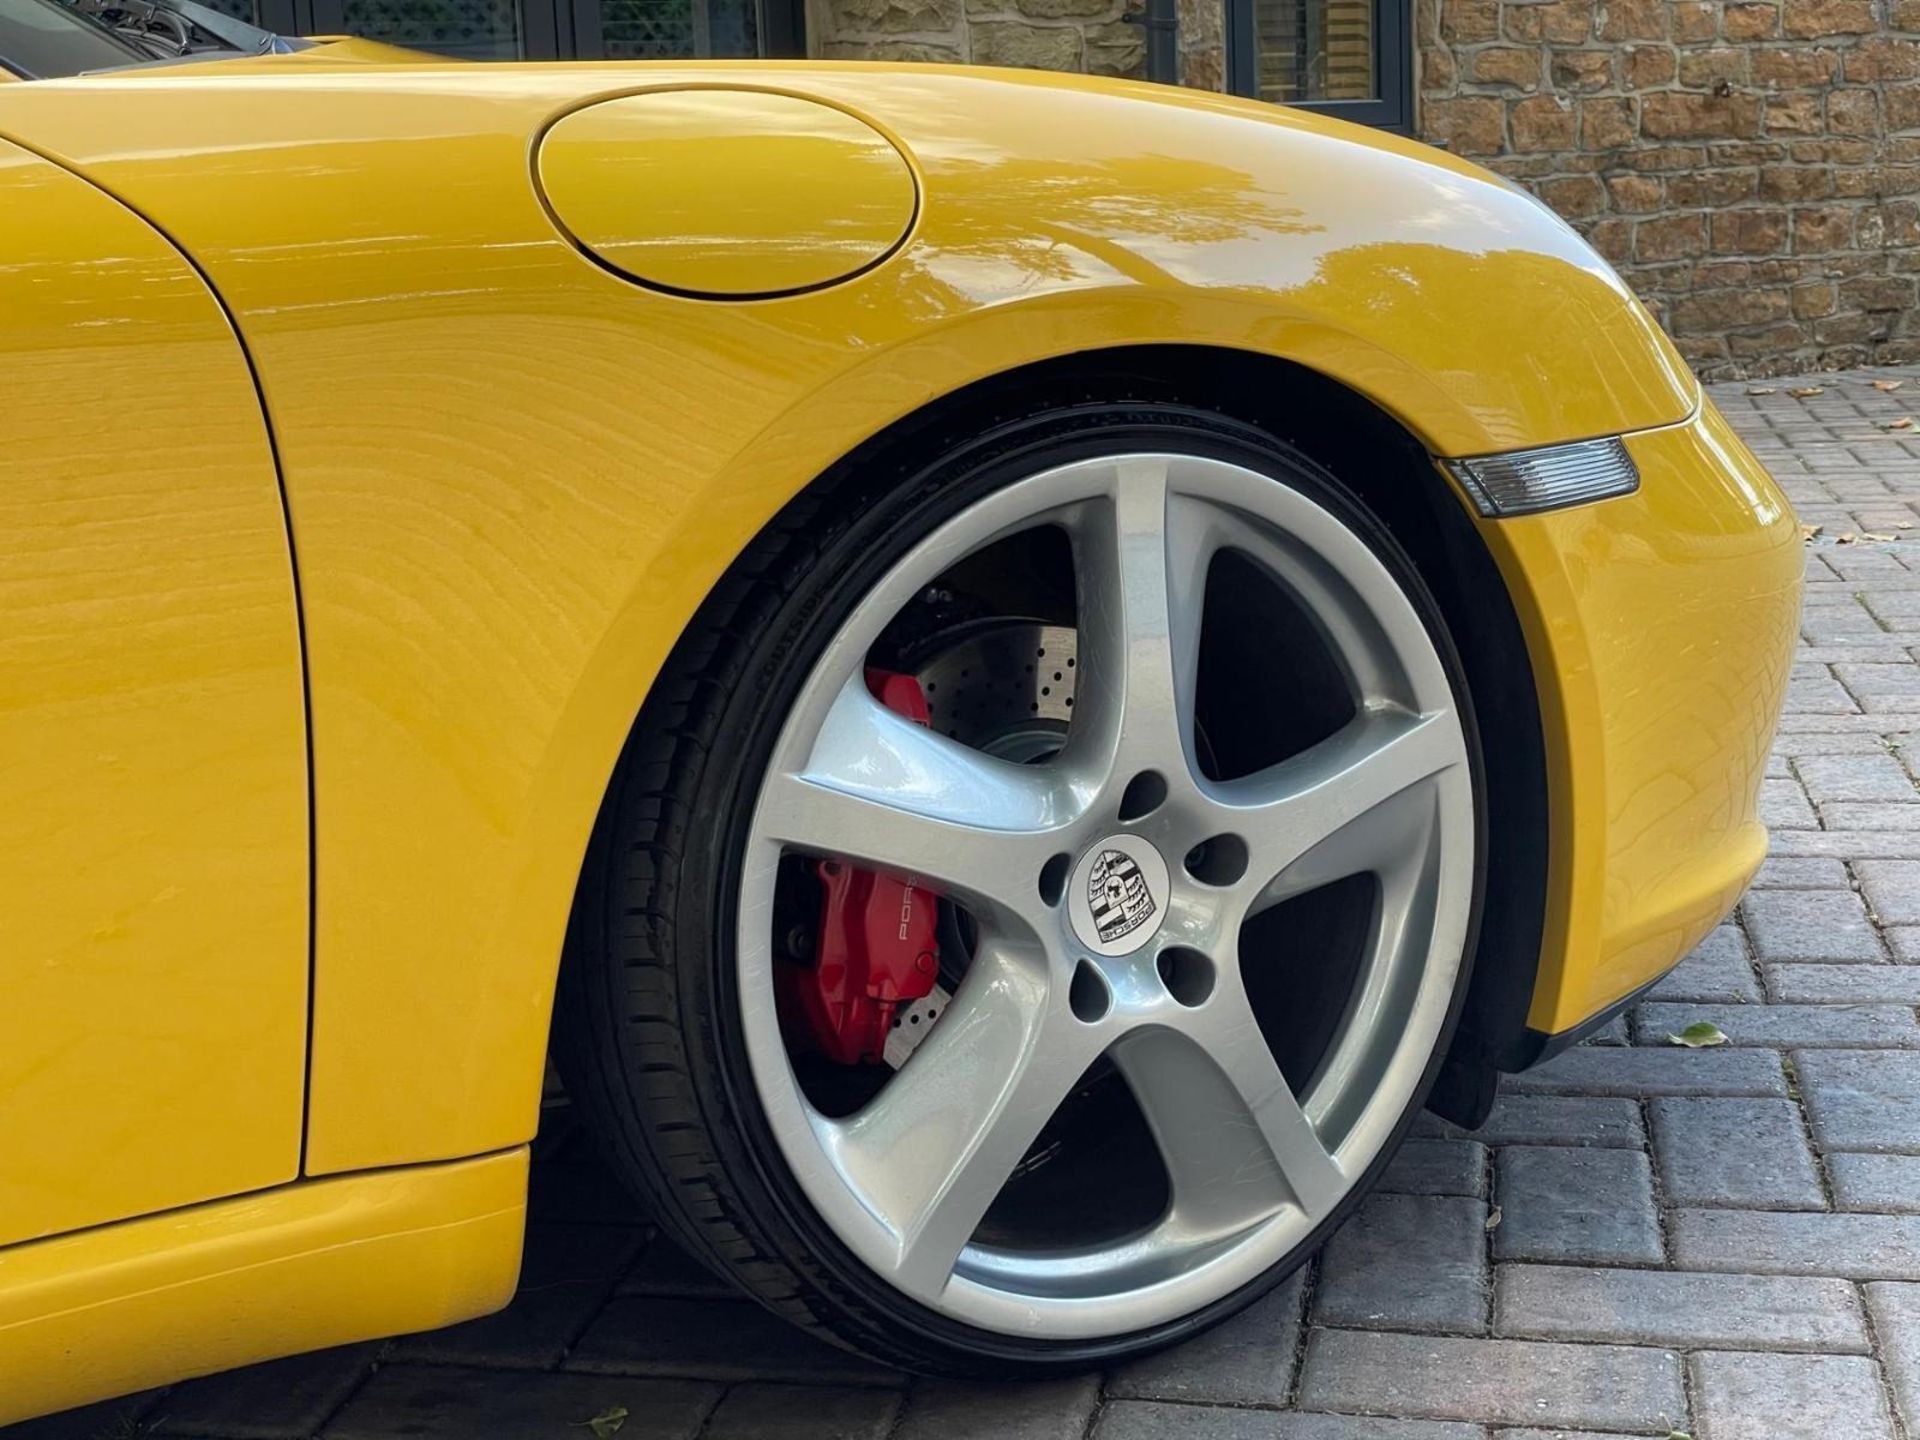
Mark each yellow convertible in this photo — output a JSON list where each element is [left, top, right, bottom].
[[0, 0, 1798, 1419]]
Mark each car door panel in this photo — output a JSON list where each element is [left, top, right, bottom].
[[0, 138, 308, 1247]]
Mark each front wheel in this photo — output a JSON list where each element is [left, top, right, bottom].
[[555, 402, 1484, 1373]]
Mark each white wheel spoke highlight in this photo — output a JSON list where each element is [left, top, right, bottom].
[[757, 676, 1070, 923], [1114, 1000, 1346, 1236], [1065, 457, 1213, 789], [820, 948, 1099, 1301], [1227, 707, 1465, 914]]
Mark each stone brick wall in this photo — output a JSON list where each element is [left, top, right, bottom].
[[808, 0, 1920, 376], [803, 0, 1227, 108], [1420, 0, 1920, 375], [804, 0, 1148, 80]]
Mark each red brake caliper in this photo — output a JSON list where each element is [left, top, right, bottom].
[[777, 668, 943, 1066]]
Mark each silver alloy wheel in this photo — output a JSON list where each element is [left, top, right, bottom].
[[737, 451, 1475, 1339]]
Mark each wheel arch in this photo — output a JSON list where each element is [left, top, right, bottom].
[[551, 341, 1552, 1136]]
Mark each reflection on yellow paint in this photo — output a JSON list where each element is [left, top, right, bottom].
[[0, 143, 306, 1248]]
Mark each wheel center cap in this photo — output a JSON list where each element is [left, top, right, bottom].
[[1067, 833, 1171, 957]]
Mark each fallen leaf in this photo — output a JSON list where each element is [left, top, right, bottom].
[[577, 1408, 628, 1440], [1747, 385, 1777, 395], [1884, 417, 1915, 430], [1670, 1432, 1695, 1440], [1789, 386, 1826, 397], [1801, 523, 1824, 541], [1863, 531, 1899, 542], [1899, 521, 1915, 530], [1836, 532, 1860, 544], [1669, 1021, 1729, 1048], [1484, 1206, 1503, 1231], [1875, 379, 1906, 391]]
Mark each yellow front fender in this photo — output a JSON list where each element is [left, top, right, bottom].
[[0, 61, 1708, 1173]]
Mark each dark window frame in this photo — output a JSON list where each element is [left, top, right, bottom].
[[1225, 0, 1409, 131]]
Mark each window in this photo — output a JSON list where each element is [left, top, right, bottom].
[[595, 0, 759, 58], [259, 0, 790, 59], [0, 0, 144, 77], [330, 0, 523, 57], [1227, 0, 1408, 130]]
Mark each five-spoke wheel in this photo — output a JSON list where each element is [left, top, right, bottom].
[[558, 404, 1483, 1372]]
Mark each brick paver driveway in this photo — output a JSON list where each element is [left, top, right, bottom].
[[14, 371, 1920, 1440]]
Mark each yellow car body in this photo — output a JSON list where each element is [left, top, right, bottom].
[[0, 43, 1797, 1421]]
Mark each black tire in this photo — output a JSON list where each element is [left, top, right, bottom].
[[552, 399, 1487, 1376]]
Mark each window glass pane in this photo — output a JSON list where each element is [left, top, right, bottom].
[[337, 0, 521, 56], [0, 0, 144, 77], [600, 0, 756, 56], [1252, 0, 1373, 103]]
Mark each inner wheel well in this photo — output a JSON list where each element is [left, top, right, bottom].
[[837, 345, 1550, 1106]]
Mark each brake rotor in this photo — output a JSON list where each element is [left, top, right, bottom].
[[914, 621, 1078, 761]]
